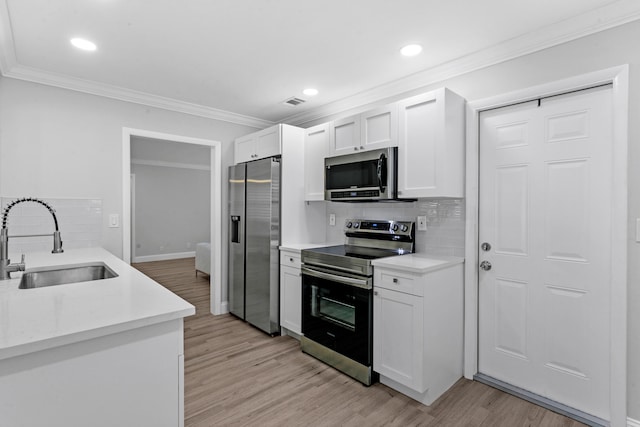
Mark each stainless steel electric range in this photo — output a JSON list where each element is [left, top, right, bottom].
[[300, 219, 415, 385]]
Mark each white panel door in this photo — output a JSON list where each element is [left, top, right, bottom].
[[478, 86, 612, 420]]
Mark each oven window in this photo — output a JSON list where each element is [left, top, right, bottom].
[[318, 294, 356, 331]]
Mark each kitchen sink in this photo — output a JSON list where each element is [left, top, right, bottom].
[[19, 262, 119, 289]]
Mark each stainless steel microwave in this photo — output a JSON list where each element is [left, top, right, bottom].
[[324, 147, 397, 202]]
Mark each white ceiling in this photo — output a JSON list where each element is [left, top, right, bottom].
[[1, 0, 639, 127]]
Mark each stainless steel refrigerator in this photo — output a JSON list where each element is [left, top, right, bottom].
[[228, 157, 280, 335]]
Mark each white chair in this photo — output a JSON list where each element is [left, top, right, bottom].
[[195, 242, 211, 277]]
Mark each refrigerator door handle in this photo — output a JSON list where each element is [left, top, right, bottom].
[[231, 215, 242, 243]]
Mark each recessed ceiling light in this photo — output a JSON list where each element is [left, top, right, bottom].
[[303, 88, 319, 96], [400, 44, 422, 57], [70, 38, 97, 51]]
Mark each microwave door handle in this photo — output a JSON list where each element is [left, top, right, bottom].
[[377, 153, 387, 192]]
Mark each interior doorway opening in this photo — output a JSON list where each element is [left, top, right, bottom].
[[122, 128, 223, 315]]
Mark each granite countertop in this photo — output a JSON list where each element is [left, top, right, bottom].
[[0, 247, 195, 361], [372, 253, 464, 274]]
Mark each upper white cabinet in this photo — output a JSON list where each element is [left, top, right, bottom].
[[234, 125, 281, 163], [329, 104, 398, 156], [304, 123, 330, 201], [397, 88, 465, 198]]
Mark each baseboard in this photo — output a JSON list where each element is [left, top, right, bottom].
[[628, 417, 640, 427], [133, 251, 195, 263], [219, 300, 229, 315]]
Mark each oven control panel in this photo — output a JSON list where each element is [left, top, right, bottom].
[[344, 219, 414, 236]]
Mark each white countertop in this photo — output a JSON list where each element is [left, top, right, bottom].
[[0, 247, 195, 361], [279, 243, 331, 253], [372, 253, 464, 274]]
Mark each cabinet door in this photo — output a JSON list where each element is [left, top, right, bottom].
[[330, 115, 360, 156], [397, 88, 464, 198], [304, 123, 330, 201], [234, 134, 257, 163], [361, 104, 398, 150], [256, 125, 281, 159], [373, 287, 424, 391], [280, 264, 302, 335]]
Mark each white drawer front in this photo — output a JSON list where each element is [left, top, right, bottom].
[[280, 252, 301, 269], [375, 269, 423, 296]]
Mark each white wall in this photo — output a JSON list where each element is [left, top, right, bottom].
[[131, 164, 210, 259], [131, 137, 211, 261], [0, 77, 257, 303], [300, 20, 640, 422]]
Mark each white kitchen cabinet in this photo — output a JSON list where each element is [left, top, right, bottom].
[[329, 104, 398, 156], [279, 249, 302, 337], [1, 320, 186, 427], [304, 123, 330, 201], [234, 124, 281, 163], [374, 286, 424, 389], [373, 258, 463, 406], [397, 88, 465, 198]]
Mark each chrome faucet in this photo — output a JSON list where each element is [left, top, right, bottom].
[[0, 197, 63, 280]]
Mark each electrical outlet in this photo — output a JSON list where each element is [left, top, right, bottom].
[[329, 213, 336, 226], [417, 215, 427, 231]]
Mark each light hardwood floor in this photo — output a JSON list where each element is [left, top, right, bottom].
[[133, 258, 586, 427]]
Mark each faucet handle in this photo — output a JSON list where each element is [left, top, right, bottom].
[[19, 254, 25, 271]]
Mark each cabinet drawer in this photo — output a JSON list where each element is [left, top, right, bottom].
[[375, 269, 423, 296], [280, 252, 301, 269]]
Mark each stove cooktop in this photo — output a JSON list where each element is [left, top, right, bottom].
[[303, 244, 407, 261]]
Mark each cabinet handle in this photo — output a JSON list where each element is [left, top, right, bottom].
[[360, 146, 364, 149], [374, 291, 378, 296], [289, 257, 294, 262], [354, 147, 358, 151], [392, 278, 398, 283]]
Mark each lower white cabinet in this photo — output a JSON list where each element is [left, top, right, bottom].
[[373, 261, 463, 406], [0, 319, 186, 427], [280, 250, 302, 336]]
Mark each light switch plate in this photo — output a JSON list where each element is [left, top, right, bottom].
[[636, 218, 640, 242], [329, 213, 336, 226], [417, 215, 427, 231], [109, 214, 120, 228]]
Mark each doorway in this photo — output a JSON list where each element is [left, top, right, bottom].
[[122, 128, 224, 315], [464, 66, 628, 426]]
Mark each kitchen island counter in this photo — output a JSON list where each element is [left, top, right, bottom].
[[0, 247, 194, 427], [0, 247, 195, 361]]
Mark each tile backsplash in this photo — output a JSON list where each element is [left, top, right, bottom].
[[1, 197, 102, 256], [325, 199, 465, 257]]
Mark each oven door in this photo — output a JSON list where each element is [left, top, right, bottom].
[[301, 265, 373, 366]]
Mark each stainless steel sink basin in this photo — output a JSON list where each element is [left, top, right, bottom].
[[19, 262, 119, 289]]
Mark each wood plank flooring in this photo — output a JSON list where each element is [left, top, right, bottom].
[[133, 258, 586, 427]]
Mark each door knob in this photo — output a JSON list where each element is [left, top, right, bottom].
[[480, 261, 492, 271]]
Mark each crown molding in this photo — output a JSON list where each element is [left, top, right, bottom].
[[1, 64, 274, 129], [283, 0, 640, 126], [0, 0, 273, 130], [131, 158, 211, 171], [0, 0, 16, 74], [2, 0, 640, 129]]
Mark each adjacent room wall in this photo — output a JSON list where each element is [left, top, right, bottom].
[[131, 137, 211, 262]]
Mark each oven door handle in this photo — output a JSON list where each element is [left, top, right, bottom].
[[302, 266, 372, 289]]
